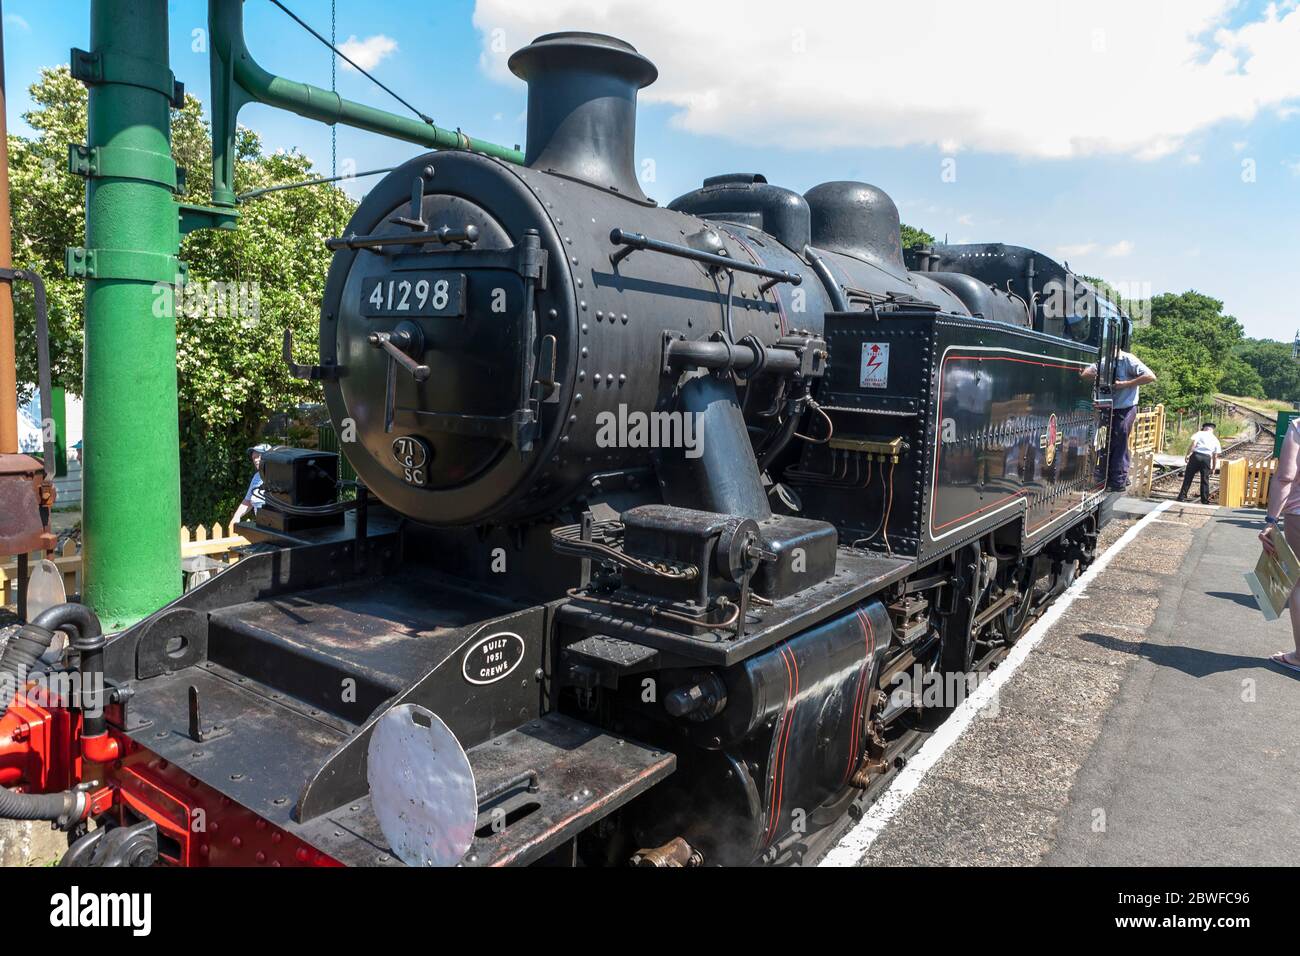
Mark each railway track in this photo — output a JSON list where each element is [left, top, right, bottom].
[[1148, 414, 1276, 503]]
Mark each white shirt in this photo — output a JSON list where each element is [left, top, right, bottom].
[[1188, 430, 1221, 457]]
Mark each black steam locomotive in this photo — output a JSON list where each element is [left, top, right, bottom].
[[13, 32, 1131, 867]]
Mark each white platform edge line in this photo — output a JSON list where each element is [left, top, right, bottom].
[[818, 499, 1175, 867]]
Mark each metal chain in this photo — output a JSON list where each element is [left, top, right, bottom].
[[330, 0, 337, 183]]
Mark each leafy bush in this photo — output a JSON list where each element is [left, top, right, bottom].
[[9, 68, 357, 525]]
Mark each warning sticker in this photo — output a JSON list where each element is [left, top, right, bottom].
[[860, 342, 889, 388]]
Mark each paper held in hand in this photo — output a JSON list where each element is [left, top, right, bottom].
[[1245, 524, 1300, 621]]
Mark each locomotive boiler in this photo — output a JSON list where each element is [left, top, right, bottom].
[[0, 31, 1131, 867]]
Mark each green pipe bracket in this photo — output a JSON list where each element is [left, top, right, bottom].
[[178, 204, 240, 235], [68, 143, 179, 191], [65, 246, 187, 285], [70, 46, 185, 107]]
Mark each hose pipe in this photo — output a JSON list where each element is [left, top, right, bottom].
[[0, 624, 56, 720], [0, 604, 102, 719], [0, 604, 103, 826], [0, 786, 86, 826]]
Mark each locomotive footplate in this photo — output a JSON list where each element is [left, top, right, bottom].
[[294, 713, 675, 867]]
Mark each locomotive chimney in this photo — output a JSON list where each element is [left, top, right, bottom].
[[509, 32, 657, 202]]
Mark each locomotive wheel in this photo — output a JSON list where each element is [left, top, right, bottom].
[[939, 598, 978, 673], [1051, 558, 1080, 597], [1002, 560, 1037, 642]]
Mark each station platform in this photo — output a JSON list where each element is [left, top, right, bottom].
[[827, 500, 1299, 867]]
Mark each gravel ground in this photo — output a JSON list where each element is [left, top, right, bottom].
[[859, 505, 1222, 866]]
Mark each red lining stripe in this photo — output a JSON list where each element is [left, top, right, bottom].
[[766, 646, 800, 845], [844, 607, 876, 783], [765, 648, 795, 844]]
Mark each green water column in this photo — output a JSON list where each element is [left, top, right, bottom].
[[51, 386, 66, 477], [71, 0, 182, 628]]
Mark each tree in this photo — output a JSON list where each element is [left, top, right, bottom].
[[1235, 338, 1300, 402], [1217, 353, 1266, 398], [9, 67, 356, 524], [7, 68, 88, 393], [1076, 273, 1120, 303], [900, 222, 934, 250], [1130, 291, 1246, 411]]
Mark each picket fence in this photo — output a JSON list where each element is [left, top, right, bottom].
[[1219, 458, 1277, 509], [1127, 404, 1166, 499], [1, 523, 248, 610]]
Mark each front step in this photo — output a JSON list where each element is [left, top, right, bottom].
[[295, 713, 676, 867]]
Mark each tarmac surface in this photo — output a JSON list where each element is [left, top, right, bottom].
[[855, 501, 1298, 866]]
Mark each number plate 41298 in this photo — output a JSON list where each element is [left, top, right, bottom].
[[362, 272, 465, 318]]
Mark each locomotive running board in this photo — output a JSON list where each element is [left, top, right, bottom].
[[294, 713, 675, 867]]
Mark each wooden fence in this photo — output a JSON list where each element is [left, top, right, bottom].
[[1, 523, 249, 611], [1127, 404, 1166, 499], [1220, 458, 1276, 509]]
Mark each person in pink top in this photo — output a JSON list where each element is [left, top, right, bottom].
[[1260, 417, 1300, 673]]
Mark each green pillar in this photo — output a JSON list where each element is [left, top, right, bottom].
[[51, 387, 67, 477], [74, 0, 182, 629]]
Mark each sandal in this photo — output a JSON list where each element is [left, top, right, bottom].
[[1269, 652, 1300, 674]]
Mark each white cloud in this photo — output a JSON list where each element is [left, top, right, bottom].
[[338, 34, 398, 72], [1287, 158, 1300, 175], [1056, 239, 1133, 262], [474, 0, 1300, 161], [3, 13, 29, 32], [1056, 242, 1098, 258]]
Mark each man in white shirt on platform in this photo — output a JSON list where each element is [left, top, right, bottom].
[[1178, 423, 1221, 504]]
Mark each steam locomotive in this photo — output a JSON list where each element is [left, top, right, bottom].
[[0, 32, 1130, 867]]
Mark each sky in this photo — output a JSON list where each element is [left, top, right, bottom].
[[4, 0, 1298, 340]]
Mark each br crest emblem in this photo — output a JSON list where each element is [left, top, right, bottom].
[[1040, 413, 1062, 466]]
